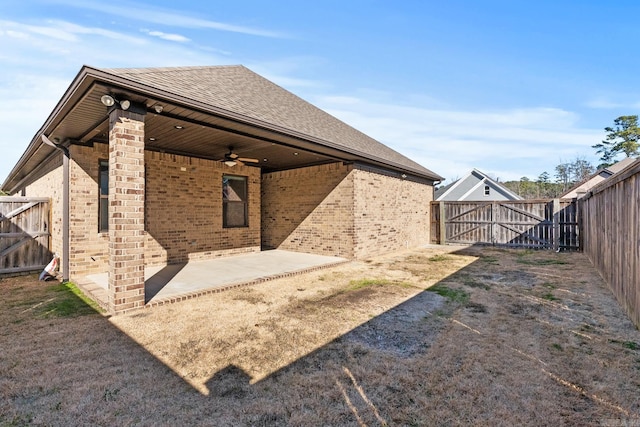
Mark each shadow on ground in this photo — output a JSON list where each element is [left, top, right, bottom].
[[2, 245, 639, 426]]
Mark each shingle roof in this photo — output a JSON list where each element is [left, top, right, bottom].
[[435, 169, 522, 201], [98, 65, 441, 180]]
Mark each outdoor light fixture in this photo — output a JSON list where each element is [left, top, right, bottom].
[[100, 94, 130, 110], [224, 160, 237, 167], [174, 125, 184, 129], [100, 95, 115, 107], [153, 104, 164, 113]]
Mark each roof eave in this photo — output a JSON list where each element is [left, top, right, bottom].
[[3, 65, 442, 190], [2, 66, 100, 193], [90, 67, 444, 181]]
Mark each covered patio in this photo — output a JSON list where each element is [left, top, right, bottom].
[[3, 65, 441, 314], [77, 250, 348, 311]]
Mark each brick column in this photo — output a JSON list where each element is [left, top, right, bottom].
[[108, 107, 146, 313]]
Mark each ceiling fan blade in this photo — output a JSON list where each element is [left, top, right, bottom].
[[237, 157, 260, 163]]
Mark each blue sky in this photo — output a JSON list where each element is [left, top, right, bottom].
[[1, 0, 639, 185]]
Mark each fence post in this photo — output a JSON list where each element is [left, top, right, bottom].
[[439, 202, 446, 245], [552, 198, 560, 251], [491, 202, 498, 245]]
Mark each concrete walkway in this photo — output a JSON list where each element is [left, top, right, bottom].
[[79, 250, 348, 310]]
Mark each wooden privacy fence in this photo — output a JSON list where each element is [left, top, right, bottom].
[[0, 197, 51, 275], [580, 160, 640, 328], [431, 199, 580, 251]]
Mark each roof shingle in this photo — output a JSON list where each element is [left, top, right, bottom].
[[99, 65, 441, 180]]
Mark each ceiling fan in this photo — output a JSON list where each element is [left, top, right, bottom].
[[220, 146, 260, 167]]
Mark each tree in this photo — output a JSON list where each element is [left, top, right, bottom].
[[593, 115, 640, 167], [569, 157, 594, 183], [537, 171, 550, 197], [555, 162, 571, 192]]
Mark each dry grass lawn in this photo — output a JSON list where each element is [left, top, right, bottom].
[[1, 245, 639, 426]]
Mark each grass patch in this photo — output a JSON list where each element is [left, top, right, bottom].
[[37, 282, 103, 318], [426, 285, 469, 304], [609, 339, 639, 350], [461, 276, 491, 290], [551, 343, 563, 351], [345, 278, 413, 291], [608, 339, 639, 350], [541, 292, 559, 302], [480, 256, 499, 265], [516, 249, 536, 258], [428, 254, 450, 262], [517, 258, 568, 266]]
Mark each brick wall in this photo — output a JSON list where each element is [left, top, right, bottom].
[[144, 151, 261, 264], [261, 162, 355, 258], [353, 167, 433, 258], [261, 162, 434, 259], [68, 144, 110, 276], [23, 155, 64, 258], [64, 144, 261, 278]]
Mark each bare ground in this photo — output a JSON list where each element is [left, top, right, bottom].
[[1, 245, 639, 426]]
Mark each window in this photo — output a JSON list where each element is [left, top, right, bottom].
[[223, 175, 248, 227], [484, 185, 490, 196], [99, 160, 109, 232]]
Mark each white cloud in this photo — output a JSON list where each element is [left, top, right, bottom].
[[50, 0, 285, 38], [143, 30, 190, 43], [313, 95, 603, 182]]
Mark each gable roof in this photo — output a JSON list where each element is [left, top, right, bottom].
[[561, 157, 637, 199], [435, 169, 522, 201], [2, 65, 442, 193]]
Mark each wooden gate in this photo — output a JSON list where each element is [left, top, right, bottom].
[[0, 197, 51, 275], [431, 199, 579, 250]]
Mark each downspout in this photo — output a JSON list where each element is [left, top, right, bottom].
[[42, 135, 70, 282]]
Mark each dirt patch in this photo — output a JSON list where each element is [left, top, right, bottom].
[[1, 245, 639, 426]]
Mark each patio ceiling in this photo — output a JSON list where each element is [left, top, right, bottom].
[[3, 65, 442, 194], [67, 83, 345, 170]]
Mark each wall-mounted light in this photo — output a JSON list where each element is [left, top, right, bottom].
[[153, 104, 163, 113], [401, 174, 407, 179], [101, 94, 130, 110], [100, 95, 115, 107]]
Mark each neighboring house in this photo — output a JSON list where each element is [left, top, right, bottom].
[[561, 157, 637, 199], [435, 169, 522, 201], [1, 65, 442, 313]]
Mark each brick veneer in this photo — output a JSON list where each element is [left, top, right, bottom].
[[66, 144, 261, 281], [23, 156, 64, 259], [144, 151, 261, 264], [353, 167, 433, 258], [68, 144, 110, 276], [108, 109, 146, 312], [261, 162, 434, 259], [261, 162, 356, 258]]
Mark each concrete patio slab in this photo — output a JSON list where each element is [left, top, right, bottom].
[[78, 250, 348, 310]]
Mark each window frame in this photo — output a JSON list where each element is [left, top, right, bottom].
[[98, 159, 109, 232], [222, 174, 248, 228], [484, 185, 491, 196]]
